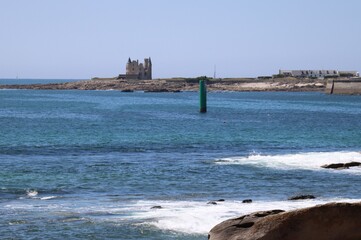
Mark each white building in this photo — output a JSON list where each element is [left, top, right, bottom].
[[279, 70, 359, 78]]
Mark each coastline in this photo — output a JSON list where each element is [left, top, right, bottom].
[[0, 77, 326, 92]]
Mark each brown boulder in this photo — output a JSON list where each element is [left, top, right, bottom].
[[208, 202, 361, 240]]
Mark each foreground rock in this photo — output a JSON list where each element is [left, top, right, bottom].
[[321, 161, 361, 170], [208, 202, 361, 240]]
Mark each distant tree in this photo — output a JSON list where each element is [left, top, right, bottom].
[[195, 76, 211, 81], [272, 74, 285, 78]]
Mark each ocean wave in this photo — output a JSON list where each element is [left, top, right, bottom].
[[214, 151, 361, 173], [26, 189, 38, 198], [122, 198, 361, 235], [4, 196, 360, 235], [40, 196, 58, 200], [0, 188, 67, 200]]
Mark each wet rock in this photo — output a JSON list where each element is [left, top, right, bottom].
[[145, 89, 169, 92], [208, 199, 225, 205], [121, 89, 134, 92], [321, 162, 361, 170], [209, 202, 361, 240], [288, 194, 316, 200], [344, 161, 361, 168], [150, 206, 162, 209], [242, 199, 252, 203], [321, 163, 348, 169]]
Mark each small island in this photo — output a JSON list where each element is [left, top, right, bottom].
[[1, 58, 360, 93], [0, 77, 327, 92]]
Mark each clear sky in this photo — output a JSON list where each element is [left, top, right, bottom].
[[1, 0, 361, 79]]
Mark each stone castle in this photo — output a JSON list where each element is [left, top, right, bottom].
[[118, 57, 152, 80]]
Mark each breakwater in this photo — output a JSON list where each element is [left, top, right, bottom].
[[326, 78, 361, 95]]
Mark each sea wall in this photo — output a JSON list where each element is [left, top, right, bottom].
[[326, 78, 361, 94]]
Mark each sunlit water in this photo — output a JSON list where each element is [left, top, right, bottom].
[[1, 88, 361, 239]]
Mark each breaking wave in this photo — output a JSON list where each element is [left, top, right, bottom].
[[214, 151, 361, 173]]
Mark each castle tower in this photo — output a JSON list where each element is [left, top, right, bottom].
[[144, 57, 152, 80], [124, 57, 152, 80], [126, 58, 131, 74]]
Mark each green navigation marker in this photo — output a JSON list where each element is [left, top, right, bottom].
[[199, 80, 207, 113]]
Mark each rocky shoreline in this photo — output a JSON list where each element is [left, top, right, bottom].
[[208, 202, 361, 240], [0, 78, 326, 92]]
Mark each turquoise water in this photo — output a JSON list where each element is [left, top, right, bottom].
[[1, 89, 361, 239]]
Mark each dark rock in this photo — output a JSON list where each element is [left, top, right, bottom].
[[121, 89, 134, 92], [208, 199, 225, 205], [145, 89, 169, 92], [288, 194, 316, 200], [150, 206, 162, 209], [321, 162, 361, 170], [344, 161, 361, 168], [242, 199, 253, 203], [321, 163, 347, 169], [209, 202, 361, 240]]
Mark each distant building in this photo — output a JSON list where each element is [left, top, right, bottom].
[[278, 69, 359, 79], [118, 57, 152, 80]]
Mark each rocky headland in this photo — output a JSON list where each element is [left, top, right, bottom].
[[0, 77, 326, 92], [208, 202, 361, 240]]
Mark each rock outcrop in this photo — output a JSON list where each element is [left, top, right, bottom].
[[321, 161, 361, 170], [288, 194, 315, 200], [0, 78, 326, 92], [150, 205, 162, 209], [208, 202, 361, 240]]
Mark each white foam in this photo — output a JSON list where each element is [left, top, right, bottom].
[[26, 189, 38, 198], [40, 196, 57, 200], [215, 151, 361, 173], [3, 196, 361, 235], [125, 198, 361, 235]]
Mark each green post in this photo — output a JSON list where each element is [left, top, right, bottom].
[[199, 80, 207, 113]]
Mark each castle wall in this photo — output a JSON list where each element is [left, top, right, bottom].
[[124, 58, 152, 80]]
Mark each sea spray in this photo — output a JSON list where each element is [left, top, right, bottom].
[[26, 189, 38, 198], [214, 151, 361, 173]]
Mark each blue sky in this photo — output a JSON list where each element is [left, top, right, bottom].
[[1, 0, 361, 79]]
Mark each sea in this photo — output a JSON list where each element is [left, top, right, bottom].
[[1, 79, 361, 239]]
